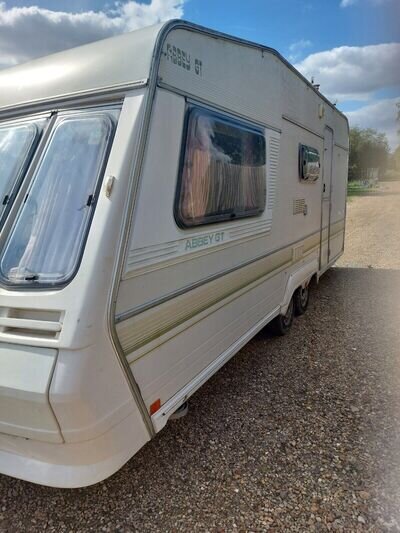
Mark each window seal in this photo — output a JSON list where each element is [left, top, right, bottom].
[[299, 143, 320, 183], [0, 108, 119, 291], [174, 104, 267, 230]]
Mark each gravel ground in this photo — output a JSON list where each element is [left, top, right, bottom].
[[337, 181, 400, 270], [1, 184, 400, 532]]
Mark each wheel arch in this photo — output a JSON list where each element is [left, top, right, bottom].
[[281, 259, 319, 314]]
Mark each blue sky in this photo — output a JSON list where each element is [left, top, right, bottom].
[[6, 0, 399, 49], [0, 0, 399, 148]]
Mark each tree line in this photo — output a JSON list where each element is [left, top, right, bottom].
[[348, 102, 399, 182]]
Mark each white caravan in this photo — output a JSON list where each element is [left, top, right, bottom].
[[0, 20, 348, 487]]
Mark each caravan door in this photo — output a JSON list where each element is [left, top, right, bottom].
[[320, 126, 333, 270]]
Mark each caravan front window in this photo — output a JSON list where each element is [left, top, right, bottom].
[[0, 121, 44, 224], [0, 112, 116, 287]]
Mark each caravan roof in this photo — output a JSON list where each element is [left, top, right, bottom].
[[0, 23, 163, 113], [0, 20, 346, 122]]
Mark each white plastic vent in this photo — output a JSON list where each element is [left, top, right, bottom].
[[293, 198, 306, 215], [0, 307, 63, 340]]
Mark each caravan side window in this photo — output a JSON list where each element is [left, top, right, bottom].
[[175, 106, 266, 228]]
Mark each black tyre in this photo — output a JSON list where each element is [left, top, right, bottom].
[[294, 284, 310, 316], [271, 297, 294, 336]]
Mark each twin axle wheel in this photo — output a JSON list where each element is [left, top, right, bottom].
[[294, 284, 310, 316], [271, 284, 310, 336]]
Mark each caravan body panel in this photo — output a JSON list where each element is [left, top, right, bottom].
[[114, 26, 348, 429]]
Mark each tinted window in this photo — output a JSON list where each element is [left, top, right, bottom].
[[0, 113, 115, 286], [175, 107, 266, 227]]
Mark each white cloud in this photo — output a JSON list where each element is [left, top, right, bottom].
[[297, 42, 400, 148], [295, 43, 400, 102], [118, 0, 184, 30], [340, 0, 357, 6], [289, 39, 312, 52], [0, 0, 184, 69], [288, 39, 312, 62], [345, 98, 400, 150]]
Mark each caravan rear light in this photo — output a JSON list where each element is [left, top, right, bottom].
[[150, 399, 161, 415]]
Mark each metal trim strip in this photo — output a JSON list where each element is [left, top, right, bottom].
[[157, 84, 283, 134], [0, 80, 148, 120], [106, 24, 176, 437], [334, 142, 349, 152], [116, 220, 344, 324], [118, 249, 293, 356], [117, 224, 345, 358], [282, 114, 324, 140]]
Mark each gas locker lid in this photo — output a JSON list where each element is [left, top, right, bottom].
[[0, 343, 62, 443]]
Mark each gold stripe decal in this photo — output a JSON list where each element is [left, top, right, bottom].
[[116, 221, 345, 356]]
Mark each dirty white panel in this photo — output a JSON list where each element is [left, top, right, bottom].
[[159, 29, 282, 130]]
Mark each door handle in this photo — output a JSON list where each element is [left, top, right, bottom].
[[323, 184, 326, 193]]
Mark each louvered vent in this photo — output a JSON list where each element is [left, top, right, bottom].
[[267, 136, 280, 210], [293, 198, 306, 215], [0, 307, 63, 340]]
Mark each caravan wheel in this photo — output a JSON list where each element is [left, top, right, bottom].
[[294, 284, 310, 316], [271, 297, 294, 336]]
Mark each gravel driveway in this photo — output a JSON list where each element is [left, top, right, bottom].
[[1, 183, 400, 532], [338, 181, 400, 270]]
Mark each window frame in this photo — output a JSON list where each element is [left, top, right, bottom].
[[0, 106, 119, 290], [0, 118, 47, 229], [299, 144, 320, 182], [174, 104, 267, 229]]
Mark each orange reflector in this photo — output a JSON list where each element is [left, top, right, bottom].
[[150, 398, 161, 415]]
